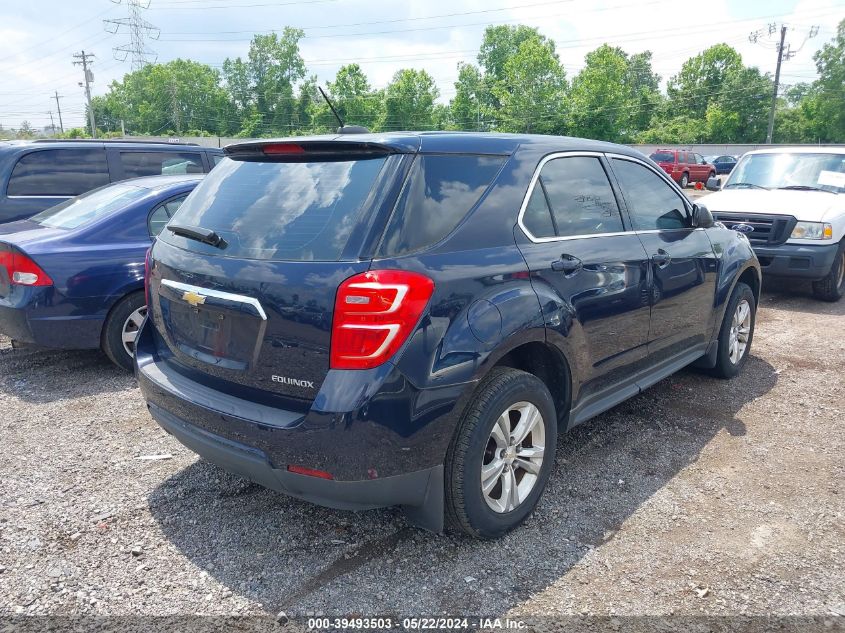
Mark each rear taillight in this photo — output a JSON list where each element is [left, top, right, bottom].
[[143, 248, 152, 306], [0, 250, 53, 287], [330, 270, 435, 370]]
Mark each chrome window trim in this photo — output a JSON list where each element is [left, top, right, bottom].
[[516, 150, 631, 244], [160, 279, 268, 321], [6, 195, 73, 199]]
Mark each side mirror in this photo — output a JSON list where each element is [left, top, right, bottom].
[[692, 204, 714, 229], [706, 176, 721, 191]]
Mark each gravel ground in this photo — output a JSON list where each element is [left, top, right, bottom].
[[0, 278, 843, 629]]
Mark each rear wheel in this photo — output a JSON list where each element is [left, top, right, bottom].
[[445, 367, 557, 539], [680, 172, 689, 188], [710, 282, 755, 379], [102, 291, 146, 371], [811, 242, 845, 302]]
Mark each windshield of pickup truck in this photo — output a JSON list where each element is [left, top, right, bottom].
[[725, 152, 845, 193]]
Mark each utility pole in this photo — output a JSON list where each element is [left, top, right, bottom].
[[765, 25, 787, 144], [52, 90, 64, 134], [751, 23, 819, 144], [72, 50, 97, 138]]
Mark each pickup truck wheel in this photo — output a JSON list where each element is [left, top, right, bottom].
[[680, 172, 689, 188], [811, 242, 845, 302], [710, 282, 756, 379], [445, 367, 557, 539], [102, 291, 146, 371]]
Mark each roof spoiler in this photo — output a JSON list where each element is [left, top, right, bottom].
[[224, 140, 400, 161]]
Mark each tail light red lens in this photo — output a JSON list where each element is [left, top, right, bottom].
[[330, 270, 435, 370], [286, 465, 334, 480], [0, 250, 53, 287], [263, 143, 305, 155], [143, 248, 152, 306]]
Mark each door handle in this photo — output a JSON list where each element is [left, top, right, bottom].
[[551, 254, 582, 274], [652, 249, 671, 268]]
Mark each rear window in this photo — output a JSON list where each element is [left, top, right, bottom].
[[161, 156, 388, 261], [30, 183, 148, 229], [378, 154, 505, 257], [650, 152, 675, 163], [7, 148, 109, 196]]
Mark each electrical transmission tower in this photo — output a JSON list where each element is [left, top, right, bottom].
[[749, 23, 819, 143], [104, 0, 159, 70]]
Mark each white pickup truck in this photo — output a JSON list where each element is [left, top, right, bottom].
[[702, 147, 845, 301]]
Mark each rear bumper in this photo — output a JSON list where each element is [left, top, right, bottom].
[[752, 242, 839, 280], [0, 288, 103, 349], [135, 321, 460, 532], [149, 403, 443, 530]]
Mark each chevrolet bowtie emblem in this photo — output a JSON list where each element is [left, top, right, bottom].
[[182, 290, 206, 307]]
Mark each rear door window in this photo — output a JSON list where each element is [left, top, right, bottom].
[[379, 154, 505, 257], [161, 156, 389, 261], [611, 158, 690, 231], [7, 148, 109, 196], [120, 151, 204, 178], [148, 194, 188, 237], [525, 156, 624, 238]]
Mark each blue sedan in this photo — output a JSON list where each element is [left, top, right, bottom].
[[0, 174, 201, 370]]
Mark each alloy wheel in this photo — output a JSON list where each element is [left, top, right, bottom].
[[728, 299, 751, 365], [481, 401, 546, 513], [121, 305, 147, 357]]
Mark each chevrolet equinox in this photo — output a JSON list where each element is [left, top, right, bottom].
[[136, 133, 761, 539]]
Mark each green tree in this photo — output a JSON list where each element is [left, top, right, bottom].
[[381, 69, 439, 131], [312, 64, 383, 131], [16, 121, 35, 139], [569, 45, 631, 141], [491, 36, 567, 134], [95, 60, 231, 135], [810, 18, 845, 142], [667, 44, 743, 119], [451, 62, 485, 130], [222, 28, 307, 135]]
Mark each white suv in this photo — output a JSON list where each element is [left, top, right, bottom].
[[703, 148, 845, 301]]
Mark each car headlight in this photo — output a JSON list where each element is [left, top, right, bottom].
[[790, 222, 833, 240]]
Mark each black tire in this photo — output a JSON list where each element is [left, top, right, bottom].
[[708, 170, 716, 182], [445, 367, 557, 539], [710, 282, 756, 379], [811, 241, 845, 302], [101, 291, 147, 371], [680, 172, 689, 188]]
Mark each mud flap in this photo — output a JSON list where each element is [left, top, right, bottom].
[[401, 464, 444, 534]]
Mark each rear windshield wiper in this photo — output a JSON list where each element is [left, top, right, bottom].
[[776, 185, 835, 194], [724, 182, 769, 190], [168, 224, 228, 249]]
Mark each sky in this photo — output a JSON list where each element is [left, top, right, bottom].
[[0, 0, 842, 131]]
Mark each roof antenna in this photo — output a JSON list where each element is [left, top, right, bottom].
[[318, 86, 369, 135]]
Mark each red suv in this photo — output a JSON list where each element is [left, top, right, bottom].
[[649, 149, 715, 188]]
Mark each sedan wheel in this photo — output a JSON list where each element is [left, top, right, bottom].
[[121, 306, 148, 357], [481, 401, 546, 513]]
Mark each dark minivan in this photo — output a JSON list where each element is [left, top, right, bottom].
[[137, 132, 761, 538], [0, 139, 222, 224]]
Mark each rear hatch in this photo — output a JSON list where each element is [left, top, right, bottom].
[[649, 151, 676, 174], [148, 140, 411, 401]]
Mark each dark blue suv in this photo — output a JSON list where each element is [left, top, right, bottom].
[[0, 139, 222, 224], [136, 133, 761, 538]]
